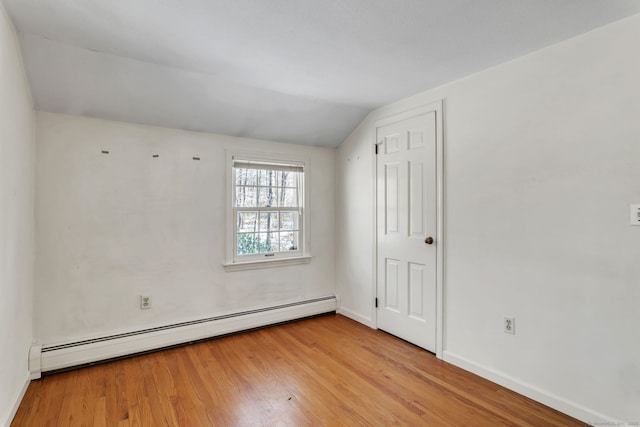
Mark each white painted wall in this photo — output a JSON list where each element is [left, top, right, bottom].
[[337, 14, 640, 424], [0, 2, 34, 426], [35, 112, 335, 344], [336, 120, 376, 327]]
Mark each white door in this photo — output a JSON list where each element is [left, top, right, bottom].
[[376, 109, 438, 352]]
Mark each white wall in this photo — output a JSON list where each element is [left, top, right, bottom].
[[35, 112, 335, 344], [0, 2, 34, 426], [337, 14, 640, 424], [336, 120, 375, 327]]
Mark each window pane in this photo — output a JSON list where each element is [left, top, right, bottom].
[[258, 232, 279, 253], [258, 187, 277, 207], [279, 188, 298, 207], [237, 212, 257, 233], [258, 170, 277, 187], [259, 212, 279, 232], [268, 232, 280, 252], [280, 212, 298, 230], [235, 168, 258, 186], [279, 231, 298, 251], [277, 170, 297, 188], [236, 186, 257, 207], [237, 233, 259, 255]]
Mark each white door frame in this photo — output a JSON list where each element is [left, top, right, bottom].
[[372, 100, 445, 359]]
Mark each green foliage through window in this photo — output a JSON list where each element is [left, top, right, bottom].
[[237, 233, 271, 255]]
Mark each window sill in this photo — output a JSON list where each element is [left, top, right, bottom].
[[223, 256, 312, 272]]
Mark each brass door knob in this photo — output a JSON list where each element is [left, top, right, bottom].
[[424, 237, 434, 245]]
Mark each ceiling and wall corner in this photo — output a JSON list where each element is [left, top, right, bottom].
[[4, 0, 640, 147]]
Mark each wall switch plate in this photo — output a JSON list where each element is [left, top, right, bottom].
[[140, 295, 152, 309], [504, 316, 515, 335], [630, 204, 640, 225]]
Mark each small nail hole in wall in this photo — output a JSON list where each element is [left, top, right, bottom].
[[192, 156, 200, 161], [152, 154, 159, 158], [101, 150, 109, 154]]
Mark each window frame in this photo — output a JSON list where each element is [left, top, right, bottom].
[[224, 150, 311, 271]]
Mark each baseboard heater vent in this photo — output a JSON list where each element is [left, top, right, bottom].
[[29, 296, 336, 379]]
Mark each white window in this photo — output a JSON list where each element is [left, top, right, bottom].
[[225, 152, 311, 271]]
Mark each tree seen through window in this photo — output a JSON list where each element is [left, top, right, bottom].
[[234, 164, 301, 257]]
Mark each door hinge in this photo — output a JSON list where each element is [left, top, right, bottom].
[[375, 297, 378, 308], [375, 144, 379, 155]]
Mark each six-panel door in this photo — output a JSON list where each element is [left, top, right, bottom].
[[376, 111, 437, 352]]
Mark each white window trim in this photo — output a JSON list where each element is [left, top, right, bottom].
[[224, 149, 311, 272], [223, 256, 312, 272]]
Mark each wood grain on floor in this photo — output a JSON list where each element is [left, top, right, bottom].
[[12, 314, 586, 426]]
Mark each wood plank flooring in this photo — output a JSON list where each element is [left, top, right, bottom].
[[12, 314, 585, 426]]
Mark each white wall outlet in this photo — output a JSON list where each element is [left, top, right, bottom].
[[504, 316, 515, 334], [140, 295, 152, 309], [630, 204, 640, 225]]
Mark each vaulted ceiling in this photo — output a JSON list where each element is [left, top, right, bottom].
[[4, 0, 640, 147]]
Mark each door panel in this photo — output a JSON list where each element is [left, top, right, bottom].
[[385, 258, 400, 311], [385, 164, 399, 233], [376, 111, 437, 352], [408, 262, 425, 320], [385, 134, 400, 153], [408, 161, 424, 237]]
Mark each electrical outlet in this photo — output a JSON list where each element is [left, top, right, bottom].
[[504, 316, 515, 335], [140, 295, 152, 309]]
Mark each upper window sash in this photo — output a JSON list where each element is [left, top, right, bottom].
[[233, 160, 304, 212]]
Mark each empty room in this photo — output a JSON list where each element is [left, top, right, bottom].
[[1, 0, 639, 425]]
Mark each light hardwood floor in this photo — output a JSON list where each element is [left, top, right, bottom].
[[12, 314, 585, 426]]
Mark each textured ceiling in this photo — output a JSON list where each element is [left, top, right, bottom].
[[4, 0, 640, 147]]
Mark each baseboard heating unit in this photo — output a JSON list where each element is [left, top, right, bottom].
[[29, 296, 336, 379]]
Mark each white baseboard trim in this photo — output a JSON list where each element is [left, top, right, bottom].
[[443, 351, 626, 426], [2, 373, 30, 427], [31, 296, 336, 376], [337, 306, 375, 329]]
